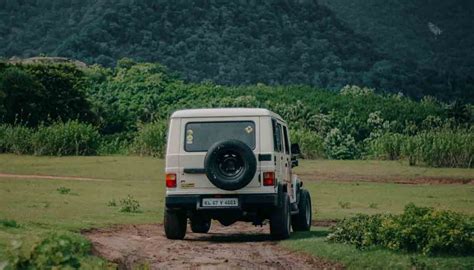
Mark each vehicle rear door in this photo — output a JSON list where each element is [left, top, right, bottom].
[[178, 117, 261, 190]]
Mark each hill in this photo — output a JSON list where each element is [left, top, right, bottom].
[[0, 0, 473, 100]]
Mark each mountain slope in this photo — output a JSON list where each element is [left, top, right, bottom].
[[0, 0, 472, 100]]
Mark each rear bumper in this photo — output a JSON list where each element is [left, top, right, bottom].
[[165, 193, 278, 210]]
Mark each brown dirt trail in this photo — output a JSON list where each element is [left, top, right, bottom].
[[83, 222, 343, 270]]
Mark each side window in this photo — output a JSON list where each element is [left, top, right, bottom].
[[283, 125, 290, 154], [272, 119, 282, 152]]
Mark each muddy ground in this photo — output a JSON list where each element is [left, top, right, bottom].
[[84, 222, 343, 270]]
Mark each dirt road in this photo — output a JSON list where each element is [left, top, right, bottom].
[[84, 222, 342, 270]]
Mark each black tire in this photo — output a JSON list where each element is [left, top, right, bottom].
[[291, 189, 312, 231], [190, 216, 211, 233], [270, 193, 291, 240], [164, 208, 187, 240], [204, 139, 257, 191]]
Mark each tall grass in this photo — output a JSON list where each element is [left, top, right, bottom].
[[0, 121, 100, 156], [369, 130, 473, 168], [130, 121, 167, 158]]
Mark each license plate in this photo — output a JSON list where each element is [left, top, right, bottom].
[[201, 198, 239, 208]]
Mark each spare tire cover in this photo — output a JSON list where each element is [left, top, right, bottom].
[[204, 139, 257, 191]]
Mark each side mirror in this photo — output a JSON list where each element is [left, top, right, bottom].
[[291, 143, 301, 156], [291, 158, 299, 168]]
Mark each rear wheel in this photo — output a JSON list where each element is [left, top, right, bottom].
[[270, 193, 291, 240], [164, 208, 187, 239], [190, 216, 211, 233], [291, 189, 312, 231]]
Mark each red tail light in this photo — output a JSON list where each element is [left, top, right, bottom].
[[166, 173, 177, 188], [263, 172, 275, 186]]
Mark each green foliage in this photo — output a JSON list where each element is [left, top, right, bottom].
[[130, 121, 167, 158], [324, 128, 358, 160], [0, 63, 95, 126], [56, 186, 71, 195], [0, 124, 33, 154], [32, 120, 100, 156], [8, 232, 92, 269], [0, 121, 99, 156], [368, 133, 406, 160], [328, 204, 474, 255], [290, 129, 324, 159], [119, 195, 141, 213], [402, 130, 473, 168], [0, 219, 19, 228]]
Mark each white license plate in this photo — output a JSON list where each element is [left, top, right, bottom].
[[201, 198, 239, 208]]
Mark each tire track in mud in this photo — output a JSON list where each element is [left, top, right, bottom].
[[83, 222, 343, 269]]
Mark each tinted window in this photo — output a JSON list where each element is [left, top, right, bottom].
[[272, 119, 283, 152], [185, 121, 256, 152], [283, 126, 290, 154]]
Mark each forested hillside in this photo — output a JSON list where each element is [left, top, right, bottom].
[[319, 0, 474, 101], [1, 0, 472, 100]]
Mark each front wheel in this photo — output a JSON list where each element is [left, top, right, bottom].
[[164, 208, 187, 239], [270, 193, 291, 240], [291, 189, 312, 231]]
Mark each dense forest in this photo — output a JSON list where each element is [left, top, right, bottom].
[[0, 60, 472, 166], [1, 0, 473, 101]]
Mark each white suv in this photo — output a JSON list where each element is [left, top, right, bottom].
[[164, 108, 312, 239]]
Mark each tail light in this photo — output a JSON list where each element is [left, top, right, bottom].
[[263, 172, 275, 186], [166, 173, 177, 188]]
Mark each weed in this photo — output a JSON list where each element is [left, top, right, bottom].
[[0, 219, 19, 228], [107, 199, 117, 207], [369, 203, 378, 209], [56, 186, 71, 194], [119, 195, 141, 213], [338, 201, 351, 209]]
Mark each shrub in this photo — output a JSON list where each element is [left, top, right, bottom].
[[97, 133, 131, 155], [0, 124, 34, 154], [56, 186, 71, 194], [324, 128, 359, 159], [119, 195, 141, 213], [131, 121, 167, 157], [290, 129, 324, 159], [9, 232, 91, 269], [32, 120, 100, 156], [328, 204, 474, 255], [0, 219, 19, 228]]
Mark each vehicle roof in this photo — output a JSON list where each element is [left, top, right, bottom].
[[171, 108, 284, 121]]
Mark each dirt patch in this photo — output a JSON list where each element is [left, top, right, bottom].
[[297, 172, 473, 185], [0, 173, 112, 182], [83, 223, 343, 270]]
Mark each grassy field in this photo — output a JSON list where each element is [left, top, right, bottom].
[[0, 154, 473, 268]]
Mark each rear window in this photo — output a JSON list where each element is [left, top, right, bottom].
[[184, 121, 256, 152]]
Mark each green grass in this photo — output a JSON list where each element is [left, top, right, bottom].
[[283, 228, 474, 270], [0, 155, 473, 268], [307, 181, 474, 220], [297, 159, 474, 181]]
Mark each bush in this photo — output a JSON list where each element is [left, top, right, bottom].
[[119, 195, 141, 213], [324, 128, 359, 159], [290, 129, 324, 159], [32, 120, 100, 156], [131, 121, 167, 158], [97, 133, 131, 155], [368, 132, 406, 160], [0, 219, 19, 228], [402, 130, 473, 168], [328, 204, 474, 255], [9, 232, 92, 269], [0, 124, 34, 154]]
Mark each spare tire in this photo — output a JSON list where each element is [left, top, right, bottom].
[[204, 139, 257, 191]]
